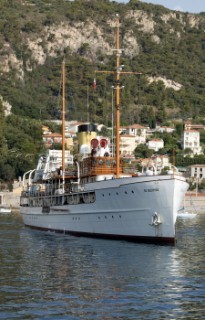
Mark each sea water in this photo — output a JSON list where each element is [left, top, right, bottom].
[[0, 213, 205, 319]]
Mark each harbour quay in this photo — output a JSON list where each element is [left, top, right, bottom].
[[184, 192, 205, 213]]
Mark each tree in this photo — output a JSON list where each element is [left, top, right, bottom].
[[98, 125, 109, 137], [134, 144, 154, 158], [175, 123, 183, 136], [183, 148, 193, 156]]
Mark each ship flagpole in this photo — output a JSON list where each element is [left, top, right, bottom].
[[62, 59, 66, 191]]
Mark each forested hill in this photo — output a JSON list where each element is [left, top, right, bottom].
[[1, 0, 205, 182]]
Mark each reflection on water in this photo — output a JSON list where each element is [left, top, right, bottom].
[[0, 213, 205, 319]]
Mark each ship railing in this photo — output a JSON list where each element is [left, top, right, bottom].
[[65, 169, 77, 177], [20, 189, 97, 207], [122, 167, 137, 174], [80, 156, 122, 177], [49, 168, 77, 179]]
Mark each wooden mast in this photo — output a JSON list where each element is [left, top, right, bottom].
[[62, 59, 65, 188], [115, 14, 120, 178], [96, 16, 142, 178]]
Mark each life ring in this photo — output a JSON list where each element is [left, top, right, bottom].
[[73, 194, 80, 205], [67, 195, 74, 205], [90, 193, 96, 203], [83, 193, 90, 204]]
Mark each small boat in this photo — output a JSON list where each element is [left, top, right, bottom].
[[177, 212, 197, 218], [177, 208, 197, 218], [20, 16, 189, 245], [0, 207, 11, 214]]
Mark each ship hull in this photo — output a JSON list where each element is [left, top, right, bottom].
[[20, 175, 189, 244]]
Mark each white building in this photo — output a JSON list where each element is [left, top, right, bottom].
[[152, 155, 171, 171], [120, 124, 147, 147], [157, 126, 175, 134], [147, 139, 164, 152], [181, 130, 202, 155], [120, 135, 136, 156], [137, 155, 171, 172], [187, 165, 205, 180]]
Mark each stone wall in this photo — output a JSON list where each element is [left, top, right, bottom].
[[184, 192, 205, 213], [0, 187, 21, 211]]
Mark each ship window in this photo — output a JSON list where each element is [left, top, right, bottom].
[[99, 160, 104, 165], [132, 190, 134, 193], [102, 194, 104, 197], [125, 191, 127, 194], [116, 192, 119, 195], [109, 193, 111, 196]]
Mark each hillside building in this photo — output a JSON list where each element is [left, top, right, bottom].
[[181, 130, 202, 155], [184, 121, 205, 131], [120, 135, 136, 156], [147, 139, 164, 152], [187, 165, 205, 180], [120, 124, 147, 146]]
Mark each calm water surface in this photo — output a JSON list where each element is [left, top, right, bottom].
[[0, 213, 205, 319]]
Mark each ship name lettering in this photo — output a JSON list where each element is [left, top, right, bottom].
[[144, 188, 159, 192]]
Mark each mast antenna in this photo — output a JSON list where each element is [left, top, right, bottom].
[[62, 58, 66, 191]]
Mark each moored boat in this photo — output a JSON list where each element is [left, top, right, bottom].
[[0, 207, 11, 214], [20, 16, 189, 244]]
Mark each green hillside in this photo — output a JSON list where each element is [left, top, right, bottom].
[[1, 0, 205, 181]]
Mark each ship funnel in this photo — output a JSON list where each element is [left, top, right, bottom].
[[78, 124, 97, 155]]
